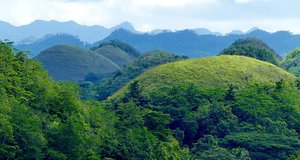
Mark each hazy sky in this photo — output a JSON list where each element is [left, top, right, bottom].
[[1, 0, 300, 33]]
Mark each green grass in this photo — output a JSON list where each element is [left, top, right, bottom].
[[35, 45, 119, 81], [94, 45, 137, 66], [113, 55, 295, 98]]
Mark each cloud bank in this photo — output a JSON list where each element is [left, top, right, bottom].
[[0, 0, 299, 33]]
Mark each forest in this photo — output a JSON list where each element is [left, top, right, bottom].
[[2, 38, 300, 160]]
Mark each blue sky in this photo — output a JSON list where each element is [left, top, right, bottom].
[[0, 0, 299, 33]]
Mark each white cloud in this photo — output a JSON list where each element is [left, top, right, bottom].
[[234, 0, 253, 3], [0, 0, 299, 33]]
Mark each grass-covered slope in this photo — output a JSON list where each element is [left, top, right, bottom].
[[115, 55, 293, 96], [281, 48, 300, 76], [92, 40, 140, 66], [35, 44, 119, 81], [94, 45, 137, 66], [110, 55, 300, 159], [80, 50, 187, 100], [219, 38, 282, 65]]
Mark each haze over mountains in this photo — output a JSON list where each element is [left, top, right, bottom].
[[0, 20, 137, 43], [101, 29, 300, 57], [1, 20, 300, 58]]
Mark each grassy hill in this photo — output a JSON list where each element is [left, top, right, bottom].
[[219, 38, 281, 65], [80, 50, 187, 100], [94, 45, 137, 66], [110, 55, 300, 159], [35, 44, 119, 81], [92, 40, 140, 66], [114, 55, 293, 97]]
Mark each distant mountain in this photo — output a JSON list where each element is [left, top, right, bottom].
[[0, 20, 138, 43], [149, 29, 171, 35], [16, 33, 90, 57], [219, 37, 281, 65], [247, 27, 260, 33], [92, 40, 141, 66], [35, 45, 119, 82], [99, 28, 300, 57], [228, 30, 244, 35], [192, 28, 221, 36], [98, 29, 221, 58], [110, 21, 138, 34]]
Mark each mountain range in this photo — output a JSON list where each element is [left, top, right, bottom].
[[0, 20, 137, 43], [2, 20, 300, 58], [100, 29, 300, 57]]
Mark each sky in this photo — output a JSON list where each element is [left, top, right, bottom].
[[0, 0, 300, 34]]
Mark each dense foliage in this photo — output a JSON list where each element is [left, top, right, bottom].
[[0, 41, 118, 159], [219, 37, 281, 65], [281, 48, 300, 76], [110, 55, 300, 159], [80, 50, 187, 100], [0, 41, 189, 159], [3, 41, 300, 159]]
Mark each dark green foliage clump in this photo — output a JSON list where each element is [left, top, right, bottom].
[[0, 41, 119, 159], [80, 50, 187, 100], [114, 81, 300, 159], [281, 48, 300, 76], [220, 37, 282, 65]]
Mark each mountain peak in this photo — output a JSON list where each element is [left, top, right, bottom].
[[192, 28, 221, 36], [228, 30, 244, 35], [111, 21, 138, 33], [247, 27, 260, 33]]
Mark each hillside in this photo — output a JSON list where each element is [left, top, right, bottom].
[[99, 29, 300, 57], [92, 40, 140, 66], [116, 56, 293, 96], [16, 33, 90, 57], [3, 40, 300, 159], [281, 48, 300, 76], [80, 50, 187, 100], [110, 55, 300, 159], [0, 41, 116, 159], [35, 45, 119, 81], [219, 37, 281, 65]]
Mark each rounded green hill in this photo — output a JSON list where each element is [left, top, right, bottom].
[[94, 45, 137, 66], [36, 44, 119, 81], [114, 55, 294, 97], [219, 37, 282, 65]]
